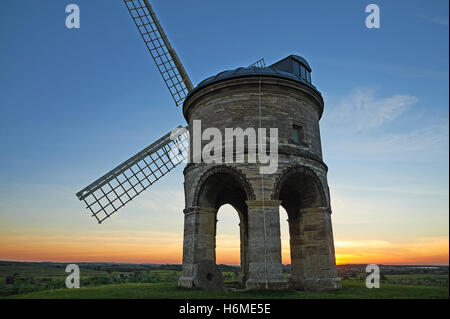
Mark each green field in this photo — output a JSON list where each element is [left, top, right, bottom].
[[1, 262, 448, 299], [6, 280, 448, 299]]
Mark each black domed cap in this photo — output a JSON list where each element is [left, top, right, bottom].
[[185, 55, 320, 103]]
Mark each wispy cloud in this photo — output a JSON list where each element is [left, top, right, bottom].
[[350, 123, 449, 155], [322, 87, 448, 160], [325, 122, 449, 160], [416, 15, 449, 26], [325, 87, 417, 131]]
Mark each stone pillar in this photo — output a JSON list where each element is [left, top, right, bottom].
[[245, 200, 288, 290], [178, 206, 216, 288], [287, 213, 304, 289], [238, 220, 249, 285], [299, 207, 341, 290]]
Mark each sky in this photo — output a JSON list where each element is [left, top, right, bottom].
[[0, 0, 448, 266]]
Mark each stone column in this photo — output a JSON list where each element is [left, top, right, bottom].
[[178, 206, 216, 288], [245, 200, 288, 290], [287, 213, 304, 289], [238, 219, 249, 285], [299, 207, 341, 290]]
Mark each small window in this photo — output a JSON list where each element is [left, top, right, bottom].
[[306, 71, 311, 83], [293, 61, 300, 76], [300, 66, 306, 80], [292, 124, 305, 145]]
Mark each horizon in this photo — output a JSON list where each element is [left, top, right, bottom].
[[0, 259, 448, 267]]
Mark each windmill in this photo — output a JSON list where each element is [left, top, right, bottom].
[[75, 0, 265, 223], [75, 0, 342, 292]]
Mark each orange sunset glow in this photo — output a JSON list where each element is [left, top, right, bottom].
[[0, 229, 448, 266]]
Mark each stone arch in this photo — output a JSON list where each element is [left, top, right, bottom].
[[191, 165, 254, 286], [272, 165, 330, 290], [272, 165, 327, 209], [193, 165, 256, 209]]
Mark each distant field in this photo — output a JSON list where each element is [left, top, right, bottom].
[[6, 280, 449, 299], [1, 262, 448, 299], [0, 264, 107, 278], [0, 262, 182, 297]]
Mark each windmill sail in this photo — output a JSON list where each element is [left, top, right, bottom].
[[76, 126, 189, 223], [124, 0, 193, 106], [249, 58, 266, 68]]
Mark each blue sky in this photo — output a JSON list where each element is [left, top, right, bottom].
[[0, 0, 448, 264]]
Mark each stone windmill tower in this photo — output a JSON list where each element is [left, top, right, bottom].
[[76, 0, 340, 291], [179, 56, 341, 291]]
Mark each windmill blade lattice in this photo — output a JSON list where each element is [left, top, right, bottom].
[[124, 0, 193, 106], [249, 58, 266, 68], [76, 126, 189, 223]]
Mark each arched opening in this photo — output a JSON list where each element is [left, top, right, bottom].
[[216, 204, 241, 285], [279, 206, 290, 281], [275, 166, 327, 289], [279, 207, 290, 265], [194, 167, 253, 287]]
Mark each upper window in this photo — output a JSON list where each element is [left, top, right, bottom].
[[300, 66, 306, 80], [306, 71, 311, 83], [292, 124, 306, 145], [293, 61, 312, 84], [293, 61, 300, 77]]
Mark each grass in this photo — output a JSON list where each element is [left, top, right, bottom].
[[1, 262, 447, 299], [385, 274, 449, 280], [0, 263, 184, 296], [6, 280, 449, 299]]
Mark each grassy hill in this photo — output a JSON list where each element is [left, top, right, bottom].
[[1, 261, 448, 299], [6, 280, 449, 299]]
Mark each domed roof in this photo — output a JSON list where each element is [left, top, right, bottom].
[[195, 66, 317, 91], [186, 55, 321, 101]]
